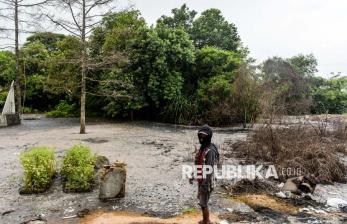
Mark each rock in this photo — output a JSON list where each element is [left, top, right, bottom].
[[21, 218, 46, 224], [94, 155, 110, 170], [327, 198, 347, 209], [226, 208, 233, 212], [77, 209, 90, 218], [275, 191, 293, 199], [275, 191, 287, 198], [24, 221, 46, 224], [299, 206, 326, 214], [226, 201, 254, 213], [219, 220, 229, 224], [277, 182, 285, 188], [282, 175, 317, 194], [99, 161, 126, 200], [299, 208, 310, 213]]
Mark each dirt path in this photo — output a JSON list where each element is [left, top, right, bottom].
[[80, 211, 220, 224], [0, 116, 246, 224]]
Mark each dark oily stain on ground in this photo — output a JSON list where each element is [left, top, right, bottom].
[[142, 139, 174, 153], [2, 210, 15, 216], [252, 206, 289, 223], [219, 211, 259, 222], [284, 194, 324, 207], [83, 137, 109, 144]]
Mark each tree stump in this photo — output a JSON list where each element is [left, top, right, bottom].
[[99, 161, 126, 200]]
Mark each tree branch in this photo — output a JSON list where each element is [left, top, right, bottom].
[[44, 13, 81, 36], [66, 2, 82, 32], [19, 0, 52, 7]]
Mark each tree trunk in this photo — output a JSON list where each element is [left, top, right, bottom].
[[14, 0, 21, 114], [80, 53, 86, 134], [79, 0, 86, 134]]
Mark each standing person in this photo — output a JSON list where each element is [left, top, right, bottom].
[[190, 124, 219, 224]]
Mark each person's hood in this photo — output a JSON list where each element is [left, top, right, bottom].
[[198, 124, 213, 147]]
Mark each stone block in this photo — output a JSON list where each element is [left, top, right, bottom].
[[99, 162, 126, 200]]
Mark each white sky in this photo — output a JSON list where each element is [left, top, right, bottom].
[[1, 0, 346, 77]]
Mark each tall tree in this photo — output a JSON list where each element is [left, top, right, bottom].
[[42, 0, 117, 134], [287, 53, 318, 78], [156, 4, 197, 32], [191, 8, 241, 52], [261, 57, 313, 115], [25, 32, 66, 52], [0, 0, 49, 113]]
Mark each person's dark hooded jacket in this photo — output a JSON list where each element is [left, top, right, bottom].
[[195, 124, 219, 193]]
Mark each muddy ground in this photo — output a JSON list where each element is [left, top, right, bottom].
[[0, 115, 347, 224], [0, 115, 247, 223]]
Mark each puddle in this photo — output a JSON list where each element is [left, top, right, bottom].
[[80, 211, 220, 224]]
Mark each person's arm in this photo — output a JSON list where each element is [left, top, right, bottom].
[[200, 149, 215, 192], [189, 145, 200, 184]]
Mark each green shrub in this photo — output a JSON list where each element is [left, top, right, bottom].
[[20, 146, 55, 193], [22, 107, 33, 114], [61, 144, 96, 192], [0, 91, 7, 108], [162, 95, 199, 124], [46, 100, 76, 118]]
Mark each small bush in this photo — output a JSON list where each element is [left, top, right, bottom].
[[20, 146, 55, 193], [61, 144, 96, 192], [0, 91, 7, 109], [46, 100, 76, 118]]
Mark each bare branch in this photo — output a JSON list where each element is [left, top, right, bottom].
[[85, 0, 112, 15], [0, 0, 14, 5], [0, 14, 14, 20], [44, 13, 81, 36], [0, 45, 14, 50], [66, 2, 82, 32], [18, 0, 51, 7]]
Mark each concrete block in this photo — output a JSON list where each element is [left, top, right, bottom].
[[99, 162, 126, 200]]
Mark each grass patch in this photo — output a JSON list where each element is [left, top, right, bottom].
[[20, 146, 55, 193], [233, 194, 298, 215], [182, 207, 199, 215], [61, 144, 96, 192]]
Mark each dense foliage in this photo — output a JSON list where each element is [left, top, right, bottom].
[[20, 146, 56, 193], [311, 76, 347, 114], [61, 144, 96, 192], [46, 100, 77, 118], [0, 5, 346, 124]]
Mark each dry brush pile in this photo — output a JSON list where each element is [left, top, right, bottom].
[[229, 119, 347, 184]]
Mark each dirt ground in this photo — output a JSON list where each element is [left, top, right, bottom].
[[1, 115, 347, 224], [0, 115, 246, 224]]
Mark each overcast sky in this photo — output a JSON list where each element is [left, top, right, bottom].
[[124, 0, 347, 77], [1, 0, 346, 77]]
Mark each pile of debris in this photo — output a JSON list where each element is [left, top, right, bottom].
[[230, 178, 279, 195]]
